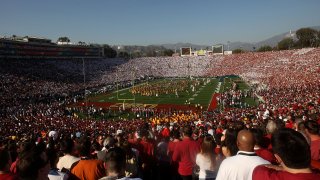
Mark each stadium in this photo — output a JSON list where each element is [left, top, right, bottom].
[[1, 2, 320, 179]]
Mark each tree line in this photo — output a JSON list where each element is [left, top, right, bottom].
[[233, 27, 320, 53]]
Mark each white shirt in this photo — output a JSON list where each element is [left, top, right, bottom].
[[216, 151, 270, 180], [196, 153, 217, 179], [57, 154, 80, 170], [48, 169, 69, 180]]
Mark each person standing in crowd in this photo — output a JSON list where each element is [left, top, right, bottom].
[[216, 130, 270, 180], [221, 128, 239, 157], [168, 130, 181, 180], [196, 136, 218, 180], [253, 128, 320, 180], [57, 138, 80, 171], [70, 137, 106, 180], [172, 126, 200, 180], [304, 120, 320, 161], [99, 147, 141, 180], [47, 148, 69, 180], [0, 148, 18, 180], [137, 129, 155, 180], [249, 128, 276, 164], [16, 145, 51, 180]]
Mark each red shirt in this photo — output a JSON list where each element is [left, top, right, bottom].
[[255, 148, 277, 164], [168, 140, 179, 158], [310, 139, 320, 161], [161, 127, 170, 138], [253, 165, 320, 180], [138, 139, 155, 167], [172, 137, 200, 176], [0, 173, 18, 180]]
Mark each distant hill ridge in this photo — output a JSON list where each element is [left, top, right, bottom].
[[158, 26, 320, 51]]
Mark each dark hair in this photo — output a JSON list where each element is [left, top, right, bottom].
[[17, 148, 48, 180], [47, 148, 58, 169], [304, 120, 319, 135], [183, 126, 193, 137], [172, 130, 180, 139], [223, 128, 239, 156], [60, 138, 74, 154], [0, 148, 10, 170], [249, 128, 264, 148], [272, 128, 310, 169], [297, 121, 306, 132], [105, 147, 126, 175], [77, 137, 91, 157]]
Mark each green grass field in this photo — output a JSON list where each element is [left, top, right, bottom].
[[87, 77, 258, 109], [89, 78, 219, 108]]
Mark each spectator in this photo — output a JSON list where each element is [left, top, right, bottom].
[[304, 120, 320, 161], [156, 136, 171, 180], [47, 148, 69, 180], [196, 135, 218, 180], [16, 146, 50, 180], [0, 148, 18, 180], [120, 141, 139, 178], [250, 128, 277, 164], [70, 137, 106, 180], [221, 128, 239, 157], [97, 136, 117, 161], [253, 128, 320, 180], [167, 130, 181, 180], [136, 129, 155, 180], [172, 126, 200, 180], [57, 138, 80, 171], [216, 130, 270, 180], [99, 147, 142, 180]]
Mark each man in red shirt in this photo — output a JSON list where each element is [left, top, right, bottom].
[[168, 130, 181, 180], [304, 120, 320, 161], [253, 129, 320, 180], [172, 126, 200, 180], [136, 130, 155, 180]]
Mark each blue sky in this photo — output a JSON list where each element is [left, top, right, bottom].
[[1, 0, 319, 45]]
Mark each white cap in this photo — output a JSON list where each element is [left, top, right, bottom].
[[116, 129, 123, 135], [208, 129, 214, 136]]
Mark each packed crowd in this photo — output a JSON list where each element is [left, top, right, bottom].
[[0, 48, 320, 179]]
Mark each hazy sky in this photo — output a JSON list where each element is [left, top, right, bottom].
[[1, 0, 319, 45]]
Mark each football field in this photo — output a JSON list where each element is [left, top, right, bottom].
[[86, 76, 257, 110], [89, 78, 219, 109]]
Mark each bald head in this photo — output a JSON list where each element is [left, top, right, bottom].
[[237, 130, 255, 152]]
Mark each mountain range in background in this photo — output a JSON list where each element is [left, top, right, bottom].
[[158, 26, 320, 51]]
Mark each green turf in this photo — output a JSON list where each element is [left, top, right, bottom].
[[219, 77, 259, 108], [88, 77, 258, 109], [89, 78, 218, 108]]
